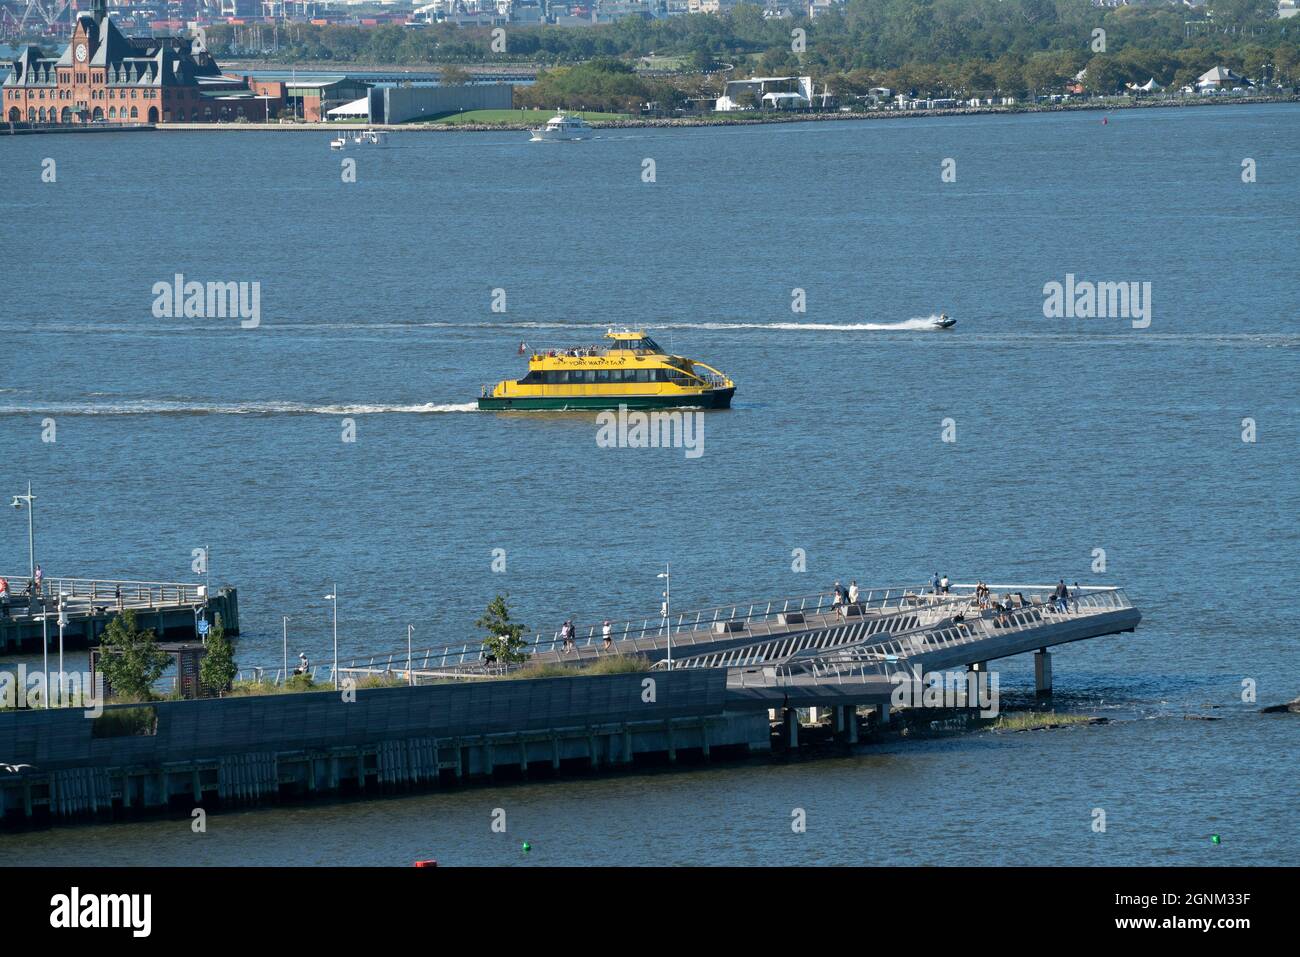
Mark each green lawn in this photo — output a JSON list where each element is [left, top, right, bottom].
[[419, 108, 633, 126]]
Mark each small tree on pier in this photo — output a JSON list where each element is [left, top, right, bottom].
[[98, 609, 171, 702], [199, 613, 237, 696], [476, 594, 529, 666]]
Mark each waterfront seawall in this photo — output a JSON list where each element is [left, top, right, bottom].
[[0, 669, 769, 825]]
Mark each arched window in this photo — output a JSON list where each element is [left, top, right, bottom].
[[27, 108, 35, 122], [38, 108, 46, 121], [147, 106, 158, 123], [91, 106, 103, 121], [7, 107, 19, 123], [60, 106, 71, 123], [130, 106, 138, 119], [108, 106, 116, 118]]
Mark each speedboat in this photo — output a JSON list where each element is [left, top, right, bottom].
[[932, 313, 956, 329], [479, 329, 735, 410], [329, 135, 346, 150], [354, 129, 387, 146], [529, 113, 592, 142]]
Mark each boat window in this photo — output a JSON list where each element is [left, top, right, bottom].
[[640, 337, 663, 353], [595, 370, 610, 383]]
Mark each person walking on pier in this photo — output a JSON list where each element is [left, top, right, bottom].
[[1052, 580, 1068, 613], [560, 619, 575, 654], [601, 620, 613, 651], [848, 580, 859, 607], [33, 564, 43, 596], [939, 574, 950, 594], [932, 571, 941, 594], [831, 581, 844, 613], [295, 652, 309, 677]]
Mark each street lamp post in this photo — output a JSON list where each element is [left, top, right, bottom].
[[323, 585, 338, 689], [57, 592, 67, 705], [282, 616, 289, 686], [10, 482, 36, 583], [657, 563, 672, 670], [407, 624, 413, 686]]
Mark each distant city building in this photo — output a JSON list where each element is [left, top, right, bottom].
[[3, 1, 276, 125]]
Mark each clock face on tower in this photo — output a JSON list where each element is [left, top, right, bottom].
[[74, 43, 87, 63]]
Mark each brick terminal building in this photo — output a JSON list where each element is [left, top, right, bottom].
[[3, 0, 282, 125]]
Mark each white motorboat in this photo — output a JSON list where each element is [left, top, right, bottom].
[[932, 313, 956, 329], [529, 113, 592, 142], [329, 135, 347, 150]]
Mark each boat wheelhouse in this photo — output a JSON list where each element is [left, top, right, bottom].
[[478, 330, 735, 410], [529, 113, 592, 142]]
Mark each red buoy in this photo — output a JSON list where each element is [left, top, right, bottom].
[[414, 859, 438, 867]]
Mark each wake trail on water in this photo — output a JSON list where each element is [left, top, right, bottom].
[[0, 400, 479, 417], [446, 316, 946, 332]]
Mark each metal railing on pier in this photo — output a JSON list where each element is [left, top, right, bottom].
[[0, 574, 208, 614]]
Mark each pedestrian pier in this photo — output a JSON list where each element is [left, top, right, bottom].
[[0, 579, 1141, 828], [335, 582, 1140, 699], [0, 575, 239, 654]]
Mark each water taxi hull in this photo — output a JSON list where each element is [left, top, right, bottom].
[[479, 388, 734, 411]]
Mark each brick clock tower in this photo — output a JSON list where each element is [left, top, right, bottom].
[[5, 0, 273, 125]]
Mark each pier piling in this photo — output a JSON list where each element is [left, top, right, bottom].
[[1034, 649, 1053, 697]]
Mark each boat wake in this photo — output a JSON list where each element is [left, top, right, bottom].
[[0, 400, 479, 417], [465, 316, 948, 332]]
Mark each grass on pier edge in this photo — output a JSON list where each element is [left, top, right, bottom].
[[223, 654, 649, 697]]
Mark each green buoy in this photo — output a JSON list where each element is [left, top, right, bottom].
[[522, 841, 532, 853], [1210, 834, 1220, 845]]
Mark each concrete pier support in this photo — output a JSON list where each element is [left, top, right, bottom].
[[1034, 649, 1053, 697], [844, 706, 859, 744], [833, 707, 845, 734], [785, 708, 799, 749]]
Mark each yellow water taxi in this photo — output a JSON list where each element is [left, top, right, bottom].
[[478, 330, 736, 410]]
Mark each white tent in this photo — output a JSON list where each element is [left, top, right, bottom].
[[1128, 77, 1164, 92], [327, 96, 371, 120]]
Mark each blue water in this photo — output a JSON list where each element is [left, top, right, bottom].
[[1, 104, 1296, 865]]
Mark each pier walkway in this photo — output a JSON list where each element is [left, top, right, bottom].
[[0, 575, 238, 653], [332, 582, 1141, 703]]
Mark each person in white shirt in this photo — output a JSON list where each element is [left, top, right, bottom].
[[848, 581, 859, 605], [601, 620, 613, 650]]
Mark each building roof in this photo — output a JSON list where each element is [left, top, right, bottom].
[[327, 96, 372, 117], [1197, 66, 1244, 84], [4, 11, 229, 90]]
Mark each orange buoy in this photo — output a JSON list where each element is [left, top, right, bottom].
[[413, 859, 438, 867]]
